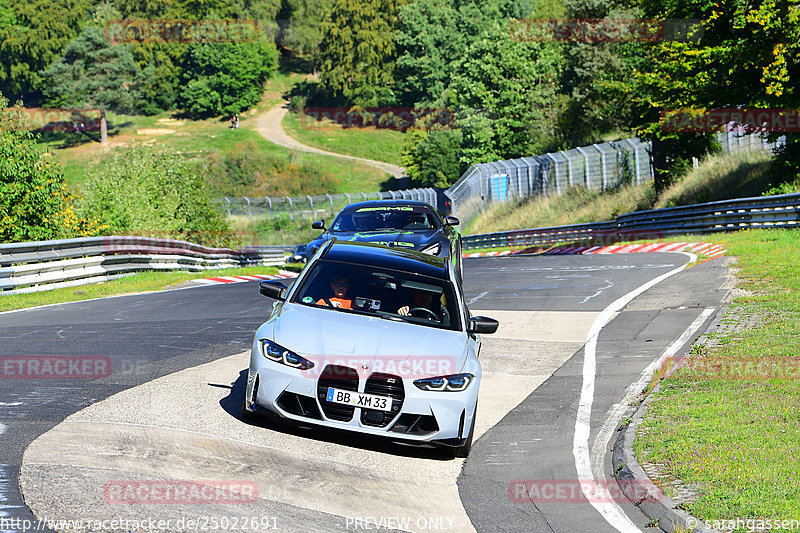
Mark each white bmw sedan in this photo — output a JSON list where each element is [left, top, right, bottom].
[[242, 240, 498, 457]]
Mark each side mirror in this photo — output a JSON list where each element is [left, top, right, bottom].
[[259, 280, 287, 301], [444, 215, 460, 227], [468, 316, 499, 335], [312, 219, 325, 230]]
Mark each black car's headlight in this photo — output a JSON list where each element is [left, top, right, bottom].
[[414, 373, 474, 392], [421, 242, 442, 255], [259, 340, 314, 370]]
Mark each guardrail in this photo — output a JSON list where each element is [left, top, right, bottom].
[[0, 236, 291, 295], [462, 192, 800, 250]]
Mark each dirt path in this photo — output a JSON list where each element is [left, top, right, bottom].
[[255, 101, 406, 178]]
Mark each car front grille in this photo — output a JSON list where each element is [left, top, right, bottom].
[[317, 365, 359, 421], [360, 373, 404, 427]]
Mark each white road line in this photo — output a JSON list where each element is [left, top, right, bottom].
[[467, 291, 489, 305], [0, 423, 5, 436], [572, 252, 696, 533], [590, 307, 716, 485]]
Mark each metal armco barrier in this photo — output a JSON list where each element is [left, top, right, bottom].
[[462, 192, 800, 250], [0, 236, 290, 294]]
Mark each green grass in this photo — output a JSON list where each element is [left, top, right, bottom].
[[44, 112, 393, 194], [282, 110, 406, 166], [0, 264, 303, 313], [465, 150, 775, 235], [634, 229, 800, 529], [35, 72, 394, 194]]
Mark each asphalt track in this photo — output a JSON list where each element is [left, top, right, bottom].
[[0, 253, 732, 532]]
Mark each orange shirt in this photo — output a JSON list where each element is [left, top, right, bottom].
[[316, 297, 353, 310]]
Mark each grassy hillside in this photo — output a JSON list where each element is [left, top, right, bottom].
[[282, 110, 406, 166], [466, 150, 776, 235], [32, 72, 396, 196]]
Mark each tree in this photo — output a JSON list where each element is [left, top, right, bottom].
[[395, 0, 464, 106], [553, 0, 646, 148], [0, 93, 96, 242], [317, 0, 402, 106], [0, 0, 90, 100], [179, 35, 278, 117], [629, 0, 800, 191], [42, 24, 155, 143], [401, 129, 464, 188], [281, 0, 334, 69], [448, 26, 565, 161]]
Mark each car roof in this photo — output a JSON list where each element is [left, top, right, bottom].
[[320, 241, 448, 279]]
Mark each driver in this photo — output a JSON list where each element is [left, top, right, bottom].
[[317, 273, 353, 309], [397, 288, 447, 322]]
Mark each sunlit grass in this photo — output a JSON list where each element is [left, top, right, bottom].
[[635, 229, 800, 527], [282, 110, 405, 166]]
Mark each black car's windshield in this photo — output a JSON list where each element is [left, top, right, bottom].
[[330, 205, 439, 232], [290, 259, 460, 331]]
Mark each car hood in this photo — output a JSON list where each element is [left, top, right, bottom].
[[265, 303, 469, 378]]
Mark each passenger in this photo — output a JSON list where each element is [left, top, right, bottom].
[[317, 274, 353, 309]]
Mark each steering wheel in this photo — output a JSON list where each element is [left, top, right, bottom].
[[408, 307, 438, 320]]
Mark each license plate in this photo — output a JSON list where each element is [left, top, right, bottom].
[[326, 387, 392, 411]]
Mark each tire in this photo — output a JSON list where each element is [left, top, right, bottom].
[[453, 403, 477, 458]]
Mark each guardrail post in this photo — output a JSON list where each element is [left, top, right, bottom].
[[361, 192, 368, 201], [286, 196, 294, 220], [326, 193, 334, 217], [265, 196, 274, 219], [593, 144, 608, 189], [566, 153, 574, 188], [307, 195, 314, 214], [545, 154, 560, 195], [576, 147, 591, 190], [245, 197, 252, 219], [224, 197, 231, 218], [345, 193, 352, 204]]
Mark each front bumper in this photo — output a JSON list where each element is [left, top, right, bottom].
[[244, 344, 479, 447]]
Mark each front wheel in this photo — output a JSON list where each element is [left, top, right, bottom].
[[453, 404, 477, 458]]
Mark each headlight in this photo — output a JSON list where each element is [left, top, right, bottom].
[[414, 373, 474, 392], [421, 242, 441, 255], [259, 340, 314, 370]]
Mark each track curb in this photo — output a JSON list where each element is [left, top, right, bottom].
[[611, 305, 729, 533]]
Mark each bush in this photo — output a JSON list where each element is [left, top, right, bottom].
[[0, 93, 99, 242], [205, 140, 339, 197], [77, 143, 235, 247]]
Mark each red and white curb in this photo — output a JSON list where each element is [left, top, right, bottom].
[[464, 242, 726, 258], [191, 270, 297, 286]]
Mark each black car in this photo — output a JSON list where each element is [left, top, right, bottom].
[[306, 200, 462, 280], [286, 244, 307, 264]]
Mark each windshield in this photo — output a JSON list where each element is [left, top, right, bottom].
[[290, 259, 461, 331], [330, 205, 439, 232]]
